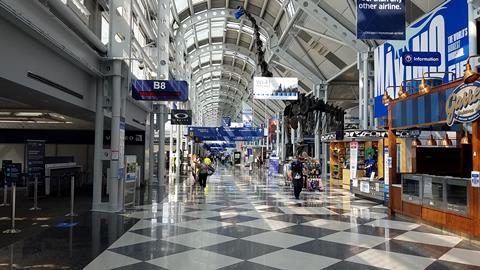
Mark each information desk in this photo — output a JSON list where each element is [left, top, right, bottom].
[[401, 174, 469, 216], [351, 177, 384, 202]]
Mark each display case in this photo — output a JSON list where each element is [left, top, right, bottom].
[[446, 177, 469, 216], [402, 174, 422, 204], [422, 175, 446, 209]]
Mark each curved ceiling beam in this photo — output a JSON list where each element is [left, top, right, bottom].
[[175, 8, 278, 49], [189, 43, 257, 64], [196, 77, 249, 91], [193, 65, 253, 82], [196, 80, 249, 96], [194, 72, 250, 89]]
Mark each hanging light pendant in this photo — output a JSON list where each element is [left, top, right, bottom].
[[418, 77, 431, 94], [382, 90, 393, 105], [461, 131, 471, 144], [463, 62, 480, 84], [398, 85, 409, 99], [441, 132, 453, 146], [411, 137, 421, 147], [427, 133, 437, 146]]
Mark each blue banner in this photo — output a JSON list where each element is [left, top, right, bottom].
[[402, 51, 442, 66], [188, 127, 264, 141], [357, 0, 405, 40], [374, 0, 469, 118], [131, 80, 188, 101]]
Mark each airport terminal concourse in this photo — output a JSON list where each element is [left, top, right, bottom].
[[1, 0, 480, 269]]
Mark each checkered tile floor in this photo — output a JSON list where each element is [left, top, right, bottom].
[[84, 168, 480, 270]]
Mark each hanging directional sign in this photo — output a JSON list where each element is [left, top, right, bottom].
[[171, 110, 192, 125], [222, 117, 232, 127], [188, 127, 264, 141], [131, 80, 188, 101]]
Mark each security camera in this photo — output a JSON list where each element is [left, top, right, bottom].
[[138, 59, 145, 70]]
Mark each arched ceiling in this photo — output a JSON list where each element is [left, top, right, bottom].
[[170, 0, 447, 126]]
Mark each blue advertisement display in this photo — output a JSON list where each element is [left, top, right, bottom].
[[374, 0, 469, 118], [357, 0, 405, 40], [402, 51, 442, 66], [131, 80, 188, 101], [188, 127, 264, 141]]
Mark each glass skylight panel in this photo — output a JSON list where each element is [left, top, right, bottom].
[[287, 0, 296, 18], [175, 0, 188, 13]]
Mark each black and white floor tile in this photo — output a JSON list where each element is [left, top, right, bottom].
[[83, 168, 480, 270]]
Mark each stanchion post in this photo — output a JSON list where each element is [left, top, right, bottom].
[[3, 182, 20, 234], [65, 175, 77, 217], [0, 183, 8, 207], [29, 176, 41, 211]]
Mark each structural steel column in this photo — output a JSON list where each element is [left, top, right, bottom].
[[276, 112, 280, 155], [321, 85, 328, 182], [281, 114, 285, 161], [109, 60, 122, 211], [92, 79, 104, 210], [175, 103, 182, 177], [148, 112, 154, 185], [157, 105, 167, 184]]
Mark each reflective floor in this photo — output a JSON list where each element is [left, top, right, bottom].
[[2, 167, 480, 269]]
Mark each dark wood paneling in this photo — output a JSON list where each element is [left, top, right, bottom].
[[421, 207, 446, 226], [446, 213, 473, 235], [402, 202, 422, 218], [391, 186, 402, 213]]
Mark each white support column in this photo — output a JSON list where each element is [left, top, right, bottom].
[[175, 103, 182, 178], [109, 60, 122, 212], [156, 104, 167, 184], [276, 112, 280, 155], [148, 112, 154, 186], [321, 86, 328, 182], [281, 114, 285, 161], [291, 127, 296, 156], [92, 78, 104, 210]]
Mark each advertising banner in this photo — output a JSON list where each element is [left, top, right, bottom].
[[242, 102, 253, 127], [357, 0, 405, 40], [171, 110, 192, 125], [132, 80, 188, 101], [118, 118, 125, 178], [374, 0, 469, 118], [268, 157, 280, 176], [125, 155, 137, 183], [253, 77, 299, 100], [350, 142, 358, 179], [26, 140, 45, 178]]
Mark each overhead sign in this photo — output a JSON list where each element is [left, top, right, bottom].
[[357, 0, 405, 40], [222, 117, 231, 127], [446, 82, 480, 126], [374, 0, 469, 118], [188, 127, 264, 141], [131, 80, 188, 101], [171, 109, 192, 125], [253, 77, 299, 100], [402, 51, 442, 67]]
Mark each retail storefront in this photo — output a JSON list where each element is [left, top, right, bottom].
[[386, 78, 480, 237]]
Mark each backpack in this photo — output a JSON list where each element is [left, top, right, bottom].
[[290, 160, 303, 173]]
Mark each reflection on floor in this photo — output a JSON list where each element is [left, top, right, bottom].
[[2, 167, 480, 270]]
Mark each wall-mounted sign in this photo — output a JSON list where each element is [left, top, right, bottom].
[[253, 77, 299, 100], [374, 0, 469, 118], [402, 51, 442, 67], [357, 0, 405, 40], [472, 171, 480, 188], [171, 109, 192, 125], [446, 82, 480, 126], [132, 80, 188, 101]]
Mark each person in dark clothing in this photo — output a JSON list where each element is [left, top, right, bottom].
[[288, 155, 305, 199]]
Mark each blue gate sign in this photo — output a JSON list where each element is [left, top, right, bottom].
[[357, 0, 405, 40], [402, 51, 442, 67], [132, 80, 188, 101]]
